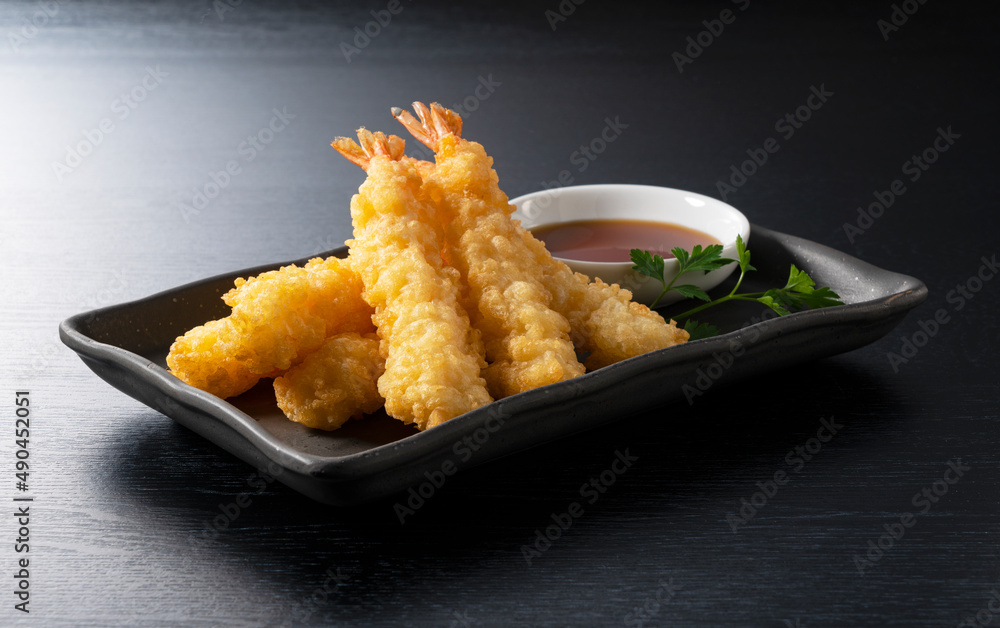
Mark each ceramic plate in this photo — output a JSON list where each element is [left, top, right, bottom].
[[60, 226, 926, 505]]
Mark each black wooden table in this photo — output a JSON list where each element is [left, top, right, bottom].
[[2, 1, 998, 626]]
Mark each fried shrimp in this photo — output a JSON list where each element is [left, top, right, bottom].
[[273, 332, 385, 430], [221, 256, 373, 374], [169, 103, 690, 433], [165, 318, 264, 399], [520, 232, 690, 370], [392, 103, 586, 398], [393, 102, 688, 373], [166, 255, 374, 398], [331, 129, 493, 430]]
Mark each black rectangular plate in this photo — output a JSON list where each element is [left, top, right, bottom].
[[60, 226, 926, 505]]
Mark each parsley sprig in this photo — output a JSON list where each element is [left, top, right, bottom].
[[630, 235, 843, 340]]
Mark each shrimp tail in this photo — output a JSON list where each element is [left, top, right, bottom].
[[331, 128, 406, 170], [391, 102, 462, 149]]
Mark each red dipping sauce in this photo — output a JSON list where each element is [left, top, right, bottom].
[[531, 219, 721, 263]]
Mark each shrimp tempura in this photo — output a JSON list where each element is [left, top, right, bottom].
[[521, 232, 690, 370], [392, 103, 586, 399], [273, 332, 385, 430], [394, 103, 688, 373], [222, 256, 374, 373], [332, 129, 493, 430], [167, 256, 374, 398], [166, 318, 263, 399]]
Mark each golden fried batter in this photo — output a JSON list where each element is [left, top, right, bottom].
[[394, 102, 687, 375], [393, 103, 586, 399], [222, 256, 374, 374], [170, 104, 689, 433], [167, 256, 374, 398], [332, 130, 493, 430], [273, 332, 385, 430], [520, 231, 690, 370], [165, 318, 264, 399]]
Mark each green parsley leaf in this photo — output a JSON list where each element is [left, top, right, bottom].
[[797, 285, 843, 309], [782, 265, 815, 293], [682, 319, 720, 341], [757, 291, 793, 316], [673, 243, 734, 275], [631, 245, 736, 309], [630, 248, 664, 282], [672, 284, 712, 302], [636, 236, 845, 335], [736, 234, 755, 274]]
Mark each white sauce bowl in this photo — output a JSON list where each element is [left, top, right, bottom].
[[510, 184, 751, 307]]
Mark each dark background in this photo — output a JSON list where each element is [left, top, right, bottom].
[[2, 1, 998, 626]]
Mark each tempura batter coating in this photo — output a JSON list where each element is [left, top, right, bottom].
[[221, 256, 374, 374], [394, 102, 687, 374], [167, 256, 374, 398], [273, 332, 385, 430], [332, 130, 493, 430], [393, 104, 585, 398], [520, 231, 690, 370], [165, 318, 263, 399]]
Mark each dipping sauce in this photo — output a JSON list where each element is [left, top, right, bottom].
[[530, 219, 721, 263]]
